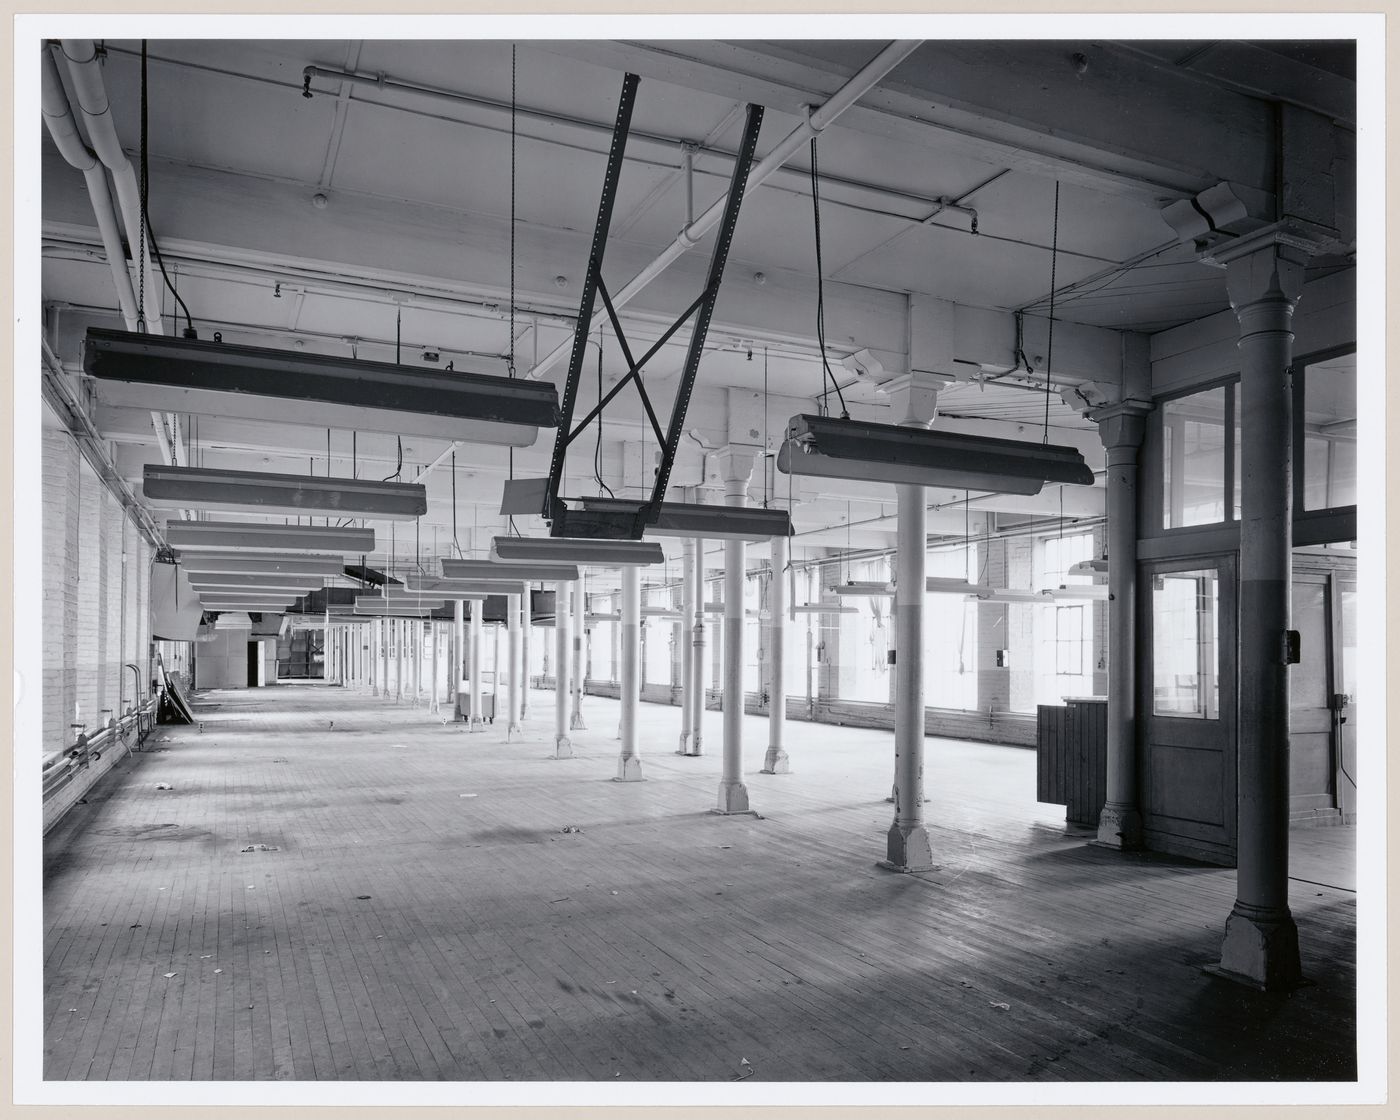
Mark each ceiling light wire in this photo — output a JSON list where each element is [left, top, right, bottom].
[[809, 139, 848, 420], [137, 41, 195, 336], [1043, 181, 1060, 444], [507, 44, 519, 534]]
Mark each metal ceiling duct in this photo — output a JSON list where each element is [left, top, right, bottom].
[[144, 465, 427, 520], [165, 520, 376, 553], [84, 328, 561, 446], [776, 414, 1095, 495]]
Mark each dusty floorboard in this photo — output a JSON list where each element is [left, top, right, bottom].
[[41, 683, 1357, 1083]]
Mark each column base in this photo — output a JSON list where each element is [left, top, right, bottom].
[[1208, 903, 1304, 991], [614, 756, 644, 782], [675, 731, 692, 755], [878, 823, 934, 873], [570, 713, 587, 730], [467, 716, 483, 732], [1094, 801, 1144, 849], [553, 736, 573, 759], [507, 720, 521, 735], [713, 780, 750, 814], [760, 750, 790, 774]]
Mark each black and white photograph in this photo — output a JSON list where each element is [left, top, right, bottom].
[[13, 10, 1385, 1112]]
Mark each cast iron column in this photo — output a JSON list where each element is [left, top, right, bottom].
[[1094, 403, 1152, 848], [507, 592, 522, 735], [521, 590, 531, 722], [690, 540, 707, 755], [1214, 235, 1309, 989], [571, 575, 587, 730], [715, 448, 757, 814], [616, 563, 643, 780], [468, 600, 483, 730], [453, 599, 465, 721], [553, 581, 573, 757], [677, 536, 696, 753], [762, 533, 791, 773]]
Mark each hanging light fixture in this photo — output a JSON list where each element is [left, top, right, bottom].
[[490, 536, 664, 567], [84, 327, 559, 446], [1067, 558, 1109, 576], [185, 572, 327, 591], [165, 520, 375, 553], [831, 581, 894, 597], [175, 552, 346, 577], [144, 465, 427, 520], [776, 413, 1094, 494], [441, 558, 580, 582], [405, 575, 524, 598], [925, 576, 993, 595], [573, 497, 793, 541], [1040, 585, 1111, 601]]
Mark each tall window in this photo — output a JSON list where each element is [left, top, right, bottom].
[[835, 558, 891, 702], [1300, 352, 1357, 511], [642, 587, 674, 689], [923, 545, 979, 710], [1162, 385, 1231, 528], [1033, 532, 1095, 704]]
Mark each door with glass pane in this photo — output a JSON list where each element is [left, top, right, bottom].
[[1140, 556, 1237, 864], [1335, 579, 1357, 821], [1289, 572, 1336, 819]]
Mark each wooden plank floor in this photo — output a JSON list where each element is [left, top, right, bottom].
[[42, 683, 1357, 1083]]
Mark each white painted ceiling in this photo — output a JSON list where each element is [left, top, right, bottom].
[[36, 34, 1356, 593]]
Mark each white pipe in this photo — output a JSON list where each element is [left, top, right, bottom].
[[59, 39, 164, 336], [430, 620, 440, 712], [717, 469, 751, 813], [527, 39, 923, 379], [689, 539, 707, 755], [521, 590, 531, 720], [40, 49, 140, 330]]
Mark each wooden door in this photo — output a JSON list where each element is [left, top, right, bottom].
[[1334, 578, 1358, 820], [1140, 555, 1237, 865]]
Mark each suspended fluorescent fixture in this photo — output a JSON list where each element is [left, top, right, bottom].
[[176, 552, 346, 577], [831, 581, 895, 597], [441, 558, 578, 582], [490, 536, 664, 567], [1041, 585, 1111, 601], [574, 497, 793, 541], [193, 587, 304, 601], [145, 465, 427, 520], [926, 577, 993, 595], [200, 599, 297, 611], [165, 520, 376, 554], [777, 414, 1095, 495], [1067, 559, 1109, 576], [967, 589, 1050, 604], [354, 596, 445, 614], [406, 575, 526, 597], [790, 603, 857, 615], [641, 606, 683, 618], [376, 586, 463, 605], [186, 573, 325, 590], [586, 611, 622, 623], [84, 327, 559, 447]]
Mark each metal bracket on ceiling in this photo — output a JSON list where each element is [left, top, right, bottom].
[[539, 72, 765, 541]]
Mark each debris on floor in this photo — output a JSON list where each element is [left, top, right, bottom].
[[560, 825, 581, 833], [154, 783, 173, 791], [162, 972, 178, 979], [459, 793, 478, 799], [990, 1001, 1011, 1011], [356, 895, 372, 900], [240, 844, 280, 853], [214, 969, 223, 974]]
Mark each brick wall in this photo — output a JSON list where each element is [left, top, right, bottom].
[[42, 430, 80, 748]]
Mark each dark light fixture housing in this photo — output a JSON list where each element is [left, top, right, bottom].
[[165, 520, 375, 554], [490, 536, 664, 567], [84, 327, 560, 446], [776, 414, 1095, 495], [440, 558, 581, 583], [175, 552, 346, 577], [574, 497, 793, 541], [144, 465, 427, 520]]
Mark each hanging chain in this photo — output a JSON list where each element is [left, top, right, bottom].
[[1043, 181, 1060, 444], [509, 43, 517, 378]]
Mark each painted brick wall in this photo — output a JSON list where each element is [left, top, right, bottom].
[[75, 457, 104, 733], [42, 429, 80, 749]]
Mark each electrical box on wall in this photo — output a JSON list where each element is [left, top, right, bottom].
[[995, 649, 1010, 668]]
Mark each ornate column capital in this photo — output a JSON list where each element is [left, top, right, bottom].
[[1087, 399, 1155, 454], [875, 371, 957, 429]]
